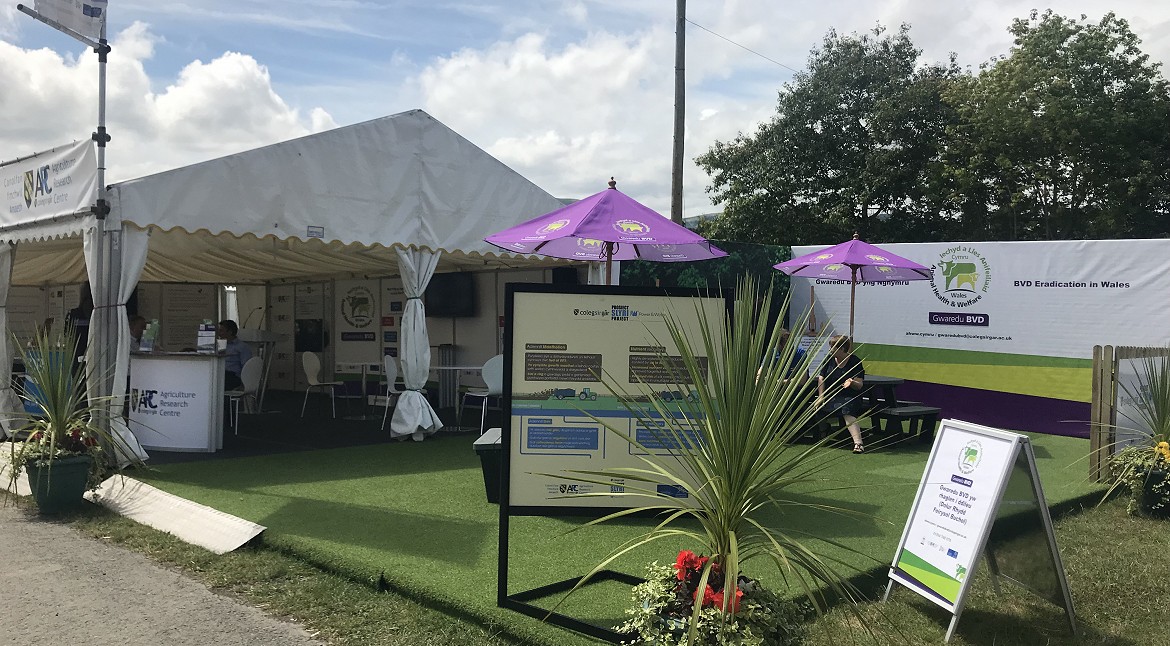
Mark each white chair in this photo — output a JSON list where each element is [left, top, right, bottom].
[[380, 355, 405, 431], [300, 351, 343, 418], [225, 357, 263, 433], [461, 354, 503, 435]]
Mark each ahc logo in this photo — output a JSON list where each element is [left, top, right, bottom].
[[23, 164, 52, 208], [930, 246, 991, 308], [129, 388, 158, 413]]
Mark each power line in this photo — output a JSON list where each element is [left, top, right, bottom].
[[686, 19, 801, 74]]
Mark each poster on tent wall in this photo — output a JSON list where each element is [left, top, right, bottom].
[[504, 284, 728, 513], [7, 287, 46, 340], [159, 284, 217, 351], [334, 279, 381, 392], [790, 239, 1170, 437], [267, 284, 296, 391], [381, 278, 404, 360], [1, 140, 96, 226]]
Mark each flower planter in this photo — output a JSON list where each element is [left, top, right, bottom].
[[1139, 469, 1170, 518], [24, 454, 93, 514]]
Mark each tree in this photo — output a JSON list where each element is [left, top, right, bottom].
[[697, 25, 961, 247], [945, 10, 1170, 240]]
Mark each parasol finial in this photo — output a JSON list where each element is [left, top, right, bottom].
[[852, 232, 860, 240], [608, 177, 617, 189]]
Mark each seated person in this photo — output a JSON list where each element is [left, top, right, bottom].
[[216, 319, 252, 390], [817, 335, 866, 454], [773, 328, 807, 380], [128, 315, 147, 352]]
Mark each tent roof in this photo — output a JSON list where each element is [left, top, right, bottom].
[[7, 110, 575, 285]]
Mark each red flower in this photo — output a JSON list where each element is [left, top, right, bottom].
[[695, 584, 717, 607], [675, 550, 697, 580], [710, 587, 744, 614], [675, 550, 708, 580]]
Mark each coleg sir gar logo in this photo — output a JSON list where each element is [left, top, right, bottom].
[[930, 246, 991, 308]]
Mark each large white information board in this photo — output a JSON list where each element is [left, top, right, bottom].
[[504, 285, 726, 512], [885, 419, 1076, 641]]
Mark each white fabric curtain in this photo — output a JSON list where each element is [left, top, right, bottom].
[[390, 247, 443, 440], [0, 244, 20, 439], [83, 227, 150, 464], [587, 260, 620, 285]]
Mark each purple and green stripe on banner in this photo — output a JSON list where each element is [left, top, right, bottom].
[[857, 344, 1093, 438], [894, 548, 962, 606]]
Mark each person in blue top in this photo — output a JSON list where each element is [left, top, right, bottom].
[[774, 328, 807, 380], [217, 319, 252, 390], [818, 335, 866, 453]]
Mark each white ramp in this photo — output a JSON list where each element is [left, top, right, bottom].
[[87, 476, 265, 554]]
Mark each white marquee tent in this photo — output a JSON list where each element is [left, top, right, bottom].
[[0, 109, 568, 446]]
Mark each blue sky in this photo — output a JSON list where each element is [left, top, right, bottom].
[[3, 1, 1169, 219]]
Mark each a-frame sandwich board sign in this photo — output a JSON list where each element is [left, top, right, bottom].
[[882, 419, 1077, 642]]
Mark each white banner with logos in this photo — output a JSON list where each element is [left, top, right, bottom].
[[1, 140, 97, 226], [792, 239, 1170, 360], [33, 0, 107, 40]]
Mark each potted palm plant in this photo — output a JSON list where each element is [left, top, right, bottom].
[[549, 276, 865, 645], [6, 322, 137, 514]]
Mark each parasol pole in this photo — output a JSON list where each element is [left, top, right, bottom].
[[849, 265, 857, 339], [604, 242, 614, 285]]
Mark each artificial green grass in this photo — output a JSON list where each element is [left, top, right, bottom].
[[132, 430, 1103, 646]]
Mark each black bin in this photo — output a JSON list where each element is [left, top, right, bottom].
[[472, 427, 503, 504]]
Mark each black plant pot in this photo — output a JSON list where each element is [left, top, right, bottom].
[[1139, 469, 1170, 518]]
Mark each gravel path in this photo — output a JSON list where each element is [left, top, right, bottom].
[[0, 502, 326, 646]]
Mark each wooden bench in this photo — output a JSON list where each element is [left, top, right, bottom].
[[874, 405, 942, 442]]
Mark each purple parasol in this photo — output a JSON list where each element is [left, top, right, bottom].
[[484, 178, 726, 283], [774, 234, 931, 338]]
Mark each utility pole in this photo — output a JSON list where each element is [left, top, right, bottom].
[[669, 0, 685, 225]]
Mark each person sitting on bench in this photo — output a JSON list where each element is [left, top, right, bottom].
[[817, 335, 866, 454]]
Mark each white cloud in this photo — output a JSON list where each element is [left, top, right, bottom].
[[415, 27, 726, 214], [4, 1, 1169, 222], [0, 22, 334, 183]]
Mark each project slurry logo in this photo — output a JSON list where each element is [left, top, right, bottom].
[[537, 218, 571, 235], [612, 304, 631, 321], [957, 439, 983, 475], [341, 286, 375, 328], [930, 246, 991, 308]]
